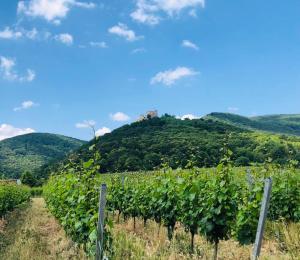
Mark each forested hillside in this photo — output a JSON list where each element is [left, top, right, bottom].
[[4, 113, 300, 179], [59, 115, 300, 174], [0, 133, 86, 178], [205, 113, 300, 136]]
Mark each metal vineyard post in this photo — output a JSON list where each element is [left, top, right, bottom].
[[252, 177, 272, 259], [96, 184, 107, 260]]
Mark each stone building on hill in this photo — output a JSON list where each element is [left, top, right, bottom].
[[137, 110, 158, 121]]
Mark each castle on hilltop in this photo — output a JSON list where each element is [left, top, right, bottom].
[[137, 110, 158, 121]]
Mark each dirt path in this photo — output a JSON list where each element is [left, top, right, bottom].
[[0, 198, 86, 260]]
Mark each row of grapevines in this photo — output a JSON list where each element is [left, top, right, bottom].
[[44, 150, 114, 256], [107, 153, 256, 256], [44, 157, 300, 258], [0, 183, 31, 216]]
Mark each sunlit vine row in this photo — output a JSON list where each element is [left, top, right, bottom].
[[44, 152, 300, 258]]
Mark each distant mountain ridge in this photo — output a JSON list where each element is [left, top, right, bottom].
[[0, 133, 86, 178], [204, 113, 300, 136]]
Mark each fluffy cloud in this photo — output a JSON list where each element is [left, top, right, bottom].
[[76, 121, 111, 137], [0, 56, 36, 82], [131, 0, 205, 25], [55, 33, 73, 45], [110, 112, 130, 122], [131, 2, 160, 26], [75, 120, 96, 128], [228, 107, 239, 113], [0, 27, 52, 41], [0, 57, 15, 76], [25, 69, 36, 81], [177, 114, 200, 120], [0, 124, 35, 141], [17, 0, 96, 24], [72, 1, 95, 8], [182, 40, 199, 50], [0, 27, 22, 39], [14, 100, 39, 111], [95, 127, 111, 137], [158, 0, 205, 14], [90, 41, 108, 48], [108, 23, 142, 42], [151, 66, 198, 86]]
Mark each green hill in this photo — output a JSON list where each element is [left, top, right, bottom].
[[0, 133, 86, 178], [9, 113, 300, 179], [67, 115, 300, 173], [205, 113, 300, 136]]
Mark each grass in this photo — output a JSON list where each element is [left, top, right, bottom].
[[109, 215, 299, 259], [265, 221, 300, 259], [1, 199, 299, 259], [0, 198, 86, 260]]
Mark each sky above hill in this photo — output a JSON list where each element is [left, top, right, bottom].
[[1, 0, 300, 141]]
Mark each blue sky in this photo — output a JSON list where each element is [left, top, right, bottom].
[[1, 0, 300, 141]]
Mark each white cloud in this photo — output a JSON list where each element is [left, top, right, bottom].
[[131, 0, 205, 25], [75, 120, 96, 128], [151, 66, 198, 86], [0, 124, 35, 141], [0, 27, 41, 41], [24, 69, 36, 81], [110, 112, 130, 122], [131, 48, 146, 54], [55, 33, 73, 45], [26, 28, 38, 39], [72, 1, 95, 9], [53, 19, 61, 25], [90, 41, 108, 48], [177, 114, 200, 120], [14, 100, 39, 111], [0, 56, 36, 82], [0, 57, 15, 75], [131, 2, 160, 26], [182, 40, 199, 50], [0, 27, 22, 39], [17, 0, 96, 24], [95, 127, 111, 137], [108, 23, 142, 42], [158, 0, 205, 14], [189, 9, 197, 17], [228, 107, 239, 113]]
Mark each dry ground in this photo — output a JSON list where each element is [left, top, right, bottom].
[[0, 200, 299, 260], [0, 198, 86, 260], [110, 216, 300, 260]]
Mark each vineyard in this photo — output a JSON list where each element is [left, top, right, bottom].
[[44, 151, 300, 259], [0, 182, 31, 217]]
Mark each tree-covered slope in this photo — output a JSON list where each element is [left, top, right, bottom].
[[205, 113, 300, 136], [0, 133, 86, 178], [68, 115, 300, 173]]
